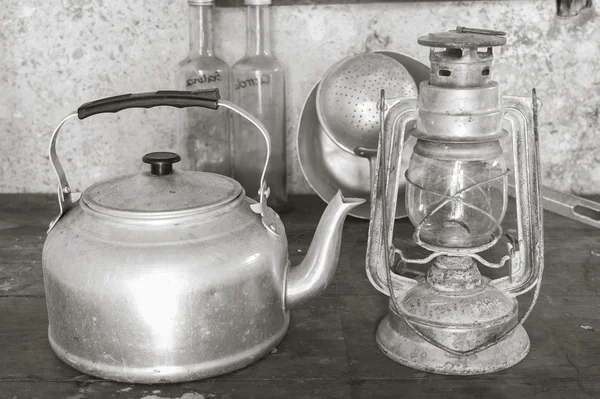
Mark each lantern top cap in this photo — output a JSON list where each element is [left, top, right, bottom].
[[418, 27, 507, 49]]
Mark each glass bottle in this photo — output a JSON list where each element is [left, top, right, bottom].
[[178, 0, 231, 175], [232, 0, 290, 212]]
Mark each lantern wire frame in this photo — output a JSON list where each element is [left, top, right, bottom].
[[377, 88, 545, 357]]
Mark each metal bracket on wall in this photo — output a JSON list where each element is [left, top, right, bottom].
[[216, 0, 501, 6], [216, 0, 592, 18], [557, 0, 593, 17]]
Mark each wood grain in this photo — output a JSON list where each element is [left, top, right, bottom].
[[2, 380, 351, 399], [1, 194, 600, 398]]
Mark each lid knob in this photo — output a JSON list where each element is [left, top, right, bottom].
[[142, 152, 181, 176]]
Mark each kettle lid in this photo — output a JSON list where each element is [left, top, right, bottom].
[[81, 152, 243, 218]]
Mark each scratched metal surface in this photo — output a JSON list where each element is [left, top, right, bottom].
[[1, 194, 600, 398]]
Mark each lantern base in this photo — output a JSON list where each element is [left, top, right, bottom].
[[376, 311, 530, 375]]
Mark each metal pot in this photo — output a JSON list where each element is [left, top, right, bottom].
[[42, 90, 363, 384]]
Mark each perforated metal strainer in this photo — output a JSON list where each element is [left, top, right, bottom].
[[316, 52, 418, 153]]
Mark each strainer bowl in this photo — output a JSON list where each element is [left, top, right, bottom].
[[316, 52, 418, 153], [298, 51, 429, 219]]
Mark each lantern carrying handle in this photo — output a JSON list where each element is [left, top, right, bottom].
[[47, 89, 272, 232]]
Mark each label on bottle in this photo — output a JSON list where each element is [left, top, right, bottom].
[[186, 71, 222, 88], [180, 69, 230, 175], [233, 75, 271, 91], [231, 68, 286, 207]]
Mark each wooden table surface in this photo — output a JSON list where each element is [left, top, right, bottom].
[[1, 194, 600, 399]]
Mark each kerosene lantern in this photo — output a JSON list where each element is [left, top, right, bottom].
[[366, 27, 544, 374]]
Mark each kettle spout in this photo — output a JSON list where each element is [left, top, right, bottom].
[[285, 191, 365, 308]]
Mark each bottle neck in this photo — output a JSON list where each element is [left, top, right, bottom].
[[189, 5, 214, 56], [246, 5, 270, 56]]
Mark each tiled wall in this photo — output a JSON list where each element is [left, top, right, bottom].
[[1, 1, 599, 194]]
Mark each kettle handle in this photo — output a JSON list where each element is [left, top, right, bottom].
[[47, 89, 272, 232], [77, 89, 220, 119]]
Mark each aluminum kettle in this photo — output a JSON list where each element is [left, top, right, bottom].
[[42, 89, 364, 383]]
